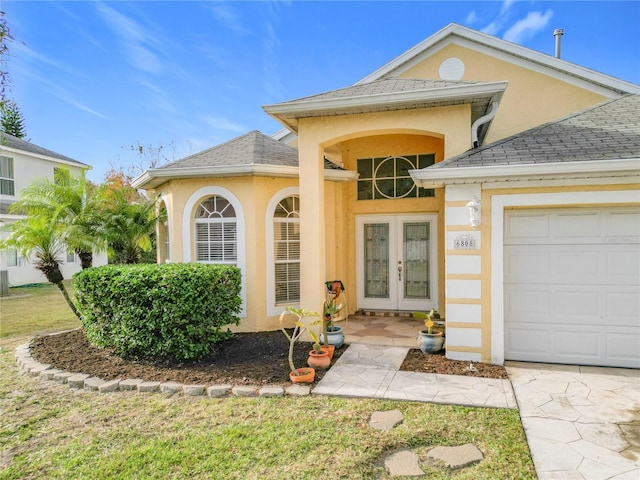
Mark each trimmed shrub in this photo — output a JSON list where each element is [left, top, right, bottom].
[[73, 263, 241, 360]]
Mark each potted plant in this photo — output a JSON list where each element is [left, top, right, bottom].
[[413, 309, 444, 354], [279, 306, 320, 383], [320, 298, 345, 349], [307, 330, 331, 369]]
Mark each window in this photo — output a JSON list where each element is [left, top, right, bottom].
[[274, 195, 300, 304], [194, 195, 237, 263], [5, 248, 17, 268], [158, 202, 170, 263], [357, 154, 435, 200], [66, 251, 75, 263], [0, 156, 14, 196]]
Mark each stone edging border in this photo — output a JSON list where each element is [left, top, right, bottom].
[[14, 337, 312, 399]]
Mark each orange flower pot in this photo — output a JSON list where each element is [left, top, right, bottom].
[[320, 345, 335, 360], [289, 367, 315, 383], [308, 350, 331, 370]]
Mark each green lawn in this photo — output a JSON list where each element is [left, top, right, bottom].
[[0, 282, 536, 479]]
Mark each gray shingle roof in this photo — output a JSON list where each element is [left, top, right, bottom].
[[0, 132, 89, 167], [157, 130, 299, 170], [277, 78, 481, 105], [431, 95, 640, 168]]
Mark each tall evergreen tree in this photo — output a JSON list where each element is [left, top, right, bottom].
[[0, 99, 27, 138]]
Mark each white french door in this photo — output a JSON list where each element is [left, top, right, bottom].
[[356, 214, 438, 311]]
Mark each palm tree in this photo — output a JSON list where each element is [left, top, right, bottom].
[[10, 168, 107, 268], [103, 193, 159, 264], [0, 216, 80, 319]]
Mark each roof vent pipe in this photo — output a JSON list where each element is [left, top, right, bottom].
[[471, 101, 499, 148], [553, 28, 564, 58]]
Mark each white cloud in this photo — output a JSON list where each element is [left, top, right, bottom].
[[207, 4, 249, 36], [500, 0, 515, 16], [200, 115, 246, 134], [465, 11, 479, 25], [503, 10, 554, 43], [94, 2, 164, 74]]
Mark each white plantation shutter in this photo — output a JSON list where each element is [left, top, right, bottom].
[[195, 196, 237, 264], [274, 196, 300, 303]]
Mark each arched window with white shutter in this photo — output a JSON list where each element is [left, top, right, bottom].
[[266, 187, 300, 315]]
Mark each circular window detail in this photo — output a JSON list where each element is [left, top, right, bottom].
[[374, 156, 416, 199], [439, 57, 465, 80]]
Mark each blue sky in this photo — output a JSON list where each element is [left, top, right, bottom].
[[4, 1, 640, 183]]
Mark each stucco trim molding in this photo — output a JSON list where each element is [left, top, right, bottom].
[[411, 158, 640, 188], [490, 189, 640, 365]]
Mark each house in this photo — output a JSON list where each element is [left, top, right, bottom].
[[0, 132, 108, 288], [132, 24, 640, 368]]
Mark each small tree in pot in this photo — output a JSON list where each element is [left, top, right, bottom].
[[279, 306, 321, 382]]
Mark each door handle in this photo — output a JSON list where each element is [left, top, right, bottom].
[[398, 262, 402, 281]]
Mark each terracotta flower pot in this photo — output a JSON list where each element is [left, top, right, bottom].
[[308, 350, 331, 369], [289, 367, 315, 383], [320, 344, 335, 360]]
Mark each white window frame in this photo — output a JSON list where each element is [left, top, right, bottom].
[[183, 187, 246, 317], [0, 156, 15, 196], [266, 187, 300, 316], [158, 198, 171, 263]]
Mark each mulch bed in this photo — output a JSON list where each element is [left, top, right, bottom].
[[29, 329, 508, 387]]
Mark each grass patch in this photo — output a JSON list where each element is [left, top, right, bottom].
[[0, 282, 80, 341], [0, 282, 536, 479]]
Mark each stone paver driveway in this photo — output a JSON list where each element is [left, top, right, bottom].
[[506, 361, 640, 480]]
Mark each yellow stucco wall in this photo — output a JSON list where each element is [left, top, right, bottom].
[[295, 106, 470, 318], [398, 43, 608, 142]]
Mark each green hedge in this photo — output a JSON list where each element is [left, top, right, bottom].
[[73, 263, 241, 360]]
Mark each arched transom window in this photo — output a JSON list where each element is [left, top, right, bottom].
[[195, 195, 237, 263], [274, 195, 300, 303]]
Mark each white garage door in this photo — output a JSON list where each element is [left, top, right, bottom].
[[504, 206, 640, 368]]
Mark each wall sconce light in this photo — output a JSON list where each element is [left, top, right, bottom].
[[466, 196, 482, 228]]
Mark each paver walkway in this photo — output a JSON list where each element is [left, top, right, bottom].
[[507, 361, 640, 480], [313, 344, 517, 409]]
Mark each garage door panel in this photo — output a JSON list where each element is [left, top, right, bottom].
[[555, 211, 601, 238], [504, 206, 640, 369], [606, 210, 640, 236], [505, 325, 552, 356], [506, 245, 639, 285], [606, 290, 640, 324], [605, 330, 640, 366]]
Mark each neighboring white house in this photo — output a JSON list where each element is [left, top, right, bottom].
[[0, 132, 108, 289]]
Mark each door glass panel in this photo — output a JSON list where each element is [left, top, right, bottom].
[[403, 222, 430, 299], [364, 224, 389, 298]]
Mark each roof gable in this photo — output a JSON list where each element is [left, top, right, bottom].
[[0, 132, 89, 168], [158, 130, 299, 170], [359, 23, 640, 96], [411, 95, 640, 186]]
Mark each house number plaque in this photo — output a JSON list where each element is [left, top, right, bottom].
[[453, 234, 478, 250]]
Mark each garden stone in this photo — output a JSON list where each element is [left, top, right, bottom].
[[39, 368, 63, 380], [285, 385, 310, 396], [183, 385, 206, 396], [53, 372, 75, 383], [370, 409, 404, 431], [84, 377, 105, 391], [427, 444, 484, 469], [138, 381, 161, 393], [259, 386, 284, 397], [119, 379, 144, 391], [67, 373, 90, 388], [160, 382, 183, 394], [29, 363, 50, 376], [99, 379, 122, 393], [232, 386, 258, 397], [207, 384, 232, 398], [383, 450, 424, 477], [19, 360, 38, 372]]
